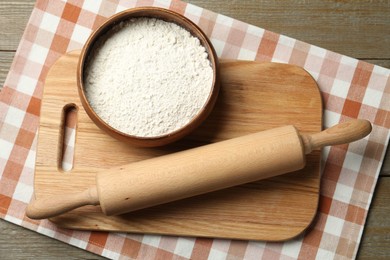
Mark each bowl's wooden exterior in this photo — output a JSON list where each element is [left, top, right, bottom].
[[77, 7, 219, 147]]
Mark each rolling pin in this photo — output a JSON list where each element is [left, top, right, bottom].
[[26, 119, 371, 219]]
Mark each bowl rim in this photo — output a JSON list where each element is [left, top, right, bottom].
[[77, 7, 220, 147]]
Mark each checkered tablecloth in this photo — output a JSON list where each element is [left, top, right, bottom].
[[1, 0, 389, 259]]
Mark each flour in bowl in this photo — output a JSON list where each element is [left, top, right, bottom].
[[84, 17, 214, 137]]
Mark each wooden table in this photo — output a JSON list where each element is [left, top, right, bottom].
[[0, 1, 388, 259]]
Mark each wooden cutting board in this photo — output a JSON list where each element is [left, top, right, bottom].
[[33, 50, 322, 241]]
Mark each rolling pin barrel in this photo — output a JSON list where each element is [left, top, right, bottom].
[[97, 125, 305, 215]]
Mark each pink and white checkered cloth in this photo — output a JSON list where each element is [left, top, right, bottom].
[[1, 0, 389, 259]]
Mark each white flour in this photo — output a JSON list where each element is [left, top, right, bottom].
[[84, 18, 214, 137]]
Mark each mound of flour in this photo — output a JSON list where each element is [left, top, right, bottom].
[[84, 18, 214, 137]]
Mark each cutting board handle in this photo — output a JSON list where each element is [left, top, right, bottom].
[[301, 119, 372, 154]]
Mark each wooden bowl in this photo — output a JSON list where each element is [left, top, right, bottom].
[[77, 7, 219, 147]]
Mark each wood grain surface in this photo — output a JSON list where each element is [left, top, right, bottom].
[[0, 0, 389, 259], [33, 53, 322, 241]]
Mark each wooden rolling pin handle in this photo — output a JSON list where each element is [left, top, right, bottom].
[[26, 187, 99, 220], [301, 119, 372, 154]]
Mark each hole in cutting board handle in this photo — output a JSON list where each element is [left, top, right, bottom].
[[59, 104, 78, 172]]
